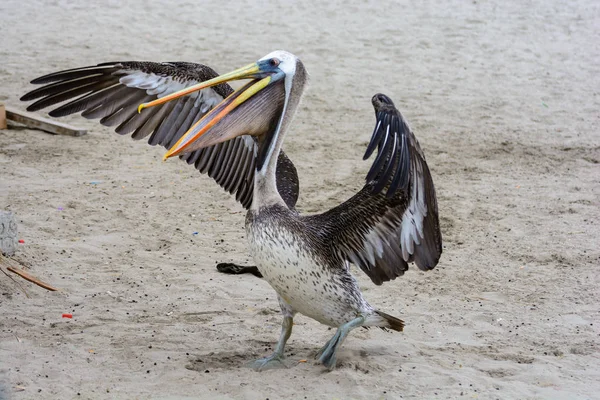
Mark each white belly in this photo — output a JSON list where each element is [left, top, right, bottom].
[[246, 221, 367, 327]]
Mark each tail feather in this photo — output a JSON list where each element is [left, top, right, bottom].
[[375, 310, 404, 332]]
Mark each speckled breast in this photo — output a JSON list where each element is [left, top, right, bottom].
[[245, 206, 364, 327]]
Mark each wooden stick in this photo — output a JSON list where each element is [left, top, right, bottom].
[[6, 266, 58, 291], [0, 265, 30, 298], [5, 106, 86, 136], [0, 103, 6, 130]]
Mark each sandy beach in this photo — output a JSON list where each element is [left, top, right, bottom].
[[1, 0, 599, 398]]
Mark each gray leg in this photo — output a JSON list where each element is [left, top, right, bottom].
[[250, 296, 295, 371], [318, 314, 366, 370], [315, 337, 333, 360]]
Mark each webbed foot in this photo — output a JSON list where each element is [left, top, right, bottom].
[[317, 331, 343, 370], [249, 315, 293, 371], [248, 353, 288, 371], [317, 314, 367, 370]]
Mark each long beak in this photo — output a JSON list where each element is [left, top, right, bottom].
[[137, 62, 278, 160]]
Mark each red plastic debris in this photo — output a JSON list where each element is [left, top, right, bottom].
[[62, 313, 73, 319], [18, 239, 25, 244]]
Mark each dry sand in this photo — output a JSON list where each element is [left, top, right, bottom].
[[1, 0, 599, 399]]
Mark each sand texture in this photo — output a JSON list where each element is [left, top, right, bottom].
[[1, 0, 599, 399]]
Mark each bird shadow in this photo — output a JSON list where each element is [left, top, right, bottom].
[[185, 351, 256, 372], [183, 339, 390, 373], [184, 341, 319, 372]]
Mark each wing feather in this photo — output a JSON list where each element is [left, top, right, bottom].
[[218, 137, 242, 184], [21, 61, 299, 209], [304, 94, 442, 285]]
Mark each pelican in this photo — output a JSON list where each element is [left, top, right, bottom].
[[21, 51, 442, 370]]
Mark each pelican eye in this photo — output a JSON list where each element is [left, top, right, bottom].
[[269, 58, 280, 67]]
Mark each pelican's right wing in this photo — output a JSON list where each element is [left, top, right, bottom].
[[304, 94, 442, 285], [21, 61, 299, 209]]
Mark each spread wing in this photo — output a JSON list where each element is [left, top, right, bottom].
[[305, 94, 442, 285], [20, 61, 299, 209]]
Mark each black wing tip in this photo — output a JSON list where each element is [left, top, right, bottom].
[[29, 71, 73, 85], [371, 93, 405, 123], [414, 241, 443, 272], [47, 109, 62, 117], [26, 64, 122, 86], [372, 93, 396, 111], [20, 92, 36, 101], [25, 103, 42, 113], [29, 76, 52, 85], [364, 93, 415, 198]]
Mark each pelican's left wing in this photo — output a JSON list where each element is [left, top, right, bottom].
[[20, 61, 299, 209], [304, 94, 442, 285]]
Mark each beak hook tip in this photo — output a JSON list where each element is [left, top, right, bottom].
[[163, 149, 177, 161]]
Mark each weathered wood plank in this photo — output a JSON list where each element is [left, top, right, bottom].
[[0, 104, 7, 130], [5, 106, 87, 136]]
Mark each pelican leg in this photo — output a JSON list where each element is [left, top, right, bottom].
[[250, 315, 293, 371], [216, 263, 263, 278], [314, 337, 333, 360], [317, 314, 366, 370]]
